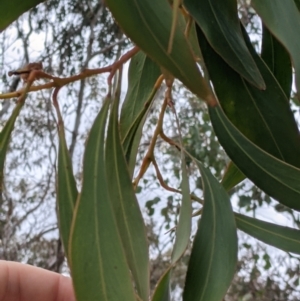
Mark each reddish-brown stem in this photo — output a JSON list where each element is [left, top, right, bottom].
[[133, 95, 169, 188], [52, 87, 65, 132], [152, 158, 181, 194], [107, 46, 139, 85], [2, 47, 139, 100]]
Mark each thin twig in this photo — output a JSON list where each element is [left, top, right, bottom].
[[133, 93, 169, 188], [152, 157, 181, 194], [152, 144, 203, 204], [107, 46, 139, 84], [1, 47, 139, 100]]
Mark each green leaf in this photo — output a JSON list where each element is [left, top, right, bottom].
[[121, 106, 152, 178], [235, 213, 300, 255], [151, 268, 171, 301], [152, 143, 191, 301], [69, 99, 136, 301], [209, 105, 300, 211], [184, 0, 265, 89], [183, 161, 237, 301], [105, 0, 216, 104], [0, 0, 45, 31], [197, 25, 300, 168], [120, 52, 160, 138], [171, 150, 192, 263], [188, 22, 203, 61], [106, 96, 149, 301], [0, 101, 24, 194], [295, 0, 300, 11], [251, 0, 300, 96], [261, 25, 292, 99], [120, 52, 161, 177], [221, 161, 245, 191], [55, 101, 78, 257]]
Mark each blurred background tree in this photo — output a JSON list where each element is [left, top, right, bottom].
[[0, 0, 299, 299]]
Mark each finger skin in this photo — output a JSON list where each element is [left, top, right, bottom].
[[0, 260, 75, 301]]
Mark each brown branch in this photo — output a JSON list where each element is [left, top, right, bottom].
[[1, 47, 140, 100], [160, 130, 180, 150], [153, 156, 203, 204], [133, 93, 169, 188], [0, 82, 54, 99], [160, 132, 204, 204], [152, 158, 181, 194], [107, 46, 139, 84]]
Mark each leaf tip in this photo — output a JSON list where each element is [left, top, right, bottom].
[[258, 80, 266, 91], [206, 94, 218, 107]]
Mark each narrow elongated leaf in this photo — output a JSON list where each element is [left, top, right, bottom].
[[70, 99, 136, 301], [105, 0, 216, 104], [55, 101, 78, 257], [295, 0, 300, 11], [120, 52, 161, 177], [0, 0, 45, 31], [0, 101, 24, 193], [235, 213, 300, 254], [197, 25, 300, 168], [122, 109, 151, 178], [221, 162, 245, 191], [209, 105, 300, 211], [183, 161, 237, 301], [120, 53, 160, 138], [152, 145, 191, 301], [152, 268, 171, 301], [261, 25, 292, 99], [168, 0, 181, 53], [106, 97, 149, 301], [171, 158, 191, 263], [251, 0, 300, 95], [184, 0, 265, 89], [188, 22, 203, 61]]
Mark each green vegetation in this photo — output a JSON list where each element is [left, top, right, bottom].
[[1, 0, 300, 300]]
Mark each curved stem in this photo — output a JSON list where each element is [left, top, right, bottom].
[[2, 47, 139, 100]]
